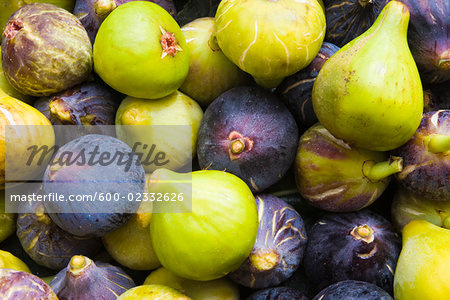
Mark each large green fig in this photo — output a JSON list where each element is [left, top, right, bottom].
[[214, 0, 326, 88], [312, 0, 423, 151]]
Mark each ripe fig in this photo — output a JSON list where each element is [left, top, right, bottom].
[[246, 287, 308, 300], [93, 1, 189, 99], [294, 123, 403, 212], [276, 42, 340, 129], [1, 3, 92, 96], [313, 0, 423, 151], [229, 194, 307, 289], [0, 269, 58, 299], [313, 280, 393, 300], [0, 249, 30, 273], [214, 0, 326, 88], [197, 86, 298, 193], [118, 284, 191, 299], [393, 110, 449, 202]]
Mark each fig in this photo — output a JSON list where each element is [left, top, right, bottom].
[[1, 3, 92, 96], [74, 0, 177, 44], [144, 267, 240, 300], [303, 210, 401, 294], [50, 255, 136, 299], [17, 200, 102, 270], [391, 187, 450, 232], [214, 0, 326, 88], [149, 169, 259, 281], [294, 123, 403, 212], [313, 280, 393, 300], [197, 86, 299, 193], [0, 191, 16, 242], [246, 287, 308, 300], [324, 0, 389, 47], [400, 0, 450, 84], [0, 249, 30, 273], [93, 1, 189, 99], [0, 90, 55, 187], [229, 194, 307, 288], [42, 134, 145, 237], [394, 220, 450, 300], [117, 284, 191, 299], [115, 91, 203, 173], [312, 0, 423, 151], [102, 183, 161, 271], [276, 42, 340, 130], [179, 17, 252, 107], [393, 110, 449, 202], [0, 269, 58, 299]]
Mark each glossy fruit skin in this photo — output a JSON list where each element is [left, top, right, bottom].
[[294, 123, 393, 212], [214, 0, 326, 88], [93, 1, 189, 99], [400, 0, 449, 84], [393, 110, 449, 202], [324, 0, 389, 47], [43, 134, 144, 237], [276, 42, 340, 130], [0, 269, 58, 299], [313, 280, 393, 300], [0, 249, 30, 273], [118, 284, 191, 300], [197, 86, 298, 193], [229, 194, 307, 289], [394, 220, 450, 300], [150, 169, 259, 281], [17, 201, 102, 270], [313, 1, 423, 151], [1, 3, 92, 96], [246, 287, 308, 300], [303, 210, 401, 295], [51, 255, 135, 299], [179, 17, 252, 107]]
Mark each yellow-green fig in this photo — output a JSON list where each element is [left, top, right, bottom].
[[0, 249, 30, 273], [0, 190, 16, 242], [312, 0, 423, 151], [118, 284, 191, 300], [394, 220, 450, 299]]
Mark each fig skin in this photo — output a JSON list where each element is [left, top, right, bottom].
[[246, 287, 308, 300], [197, 86, 299, 193], [17, 201, 102, 270], [313, 280, 393, 300], [0, 249, 30, 273], [0, 269, 58, 299], [118, 284, 191, 299], [276, 42, 340, 130], [393, 110, 449, 202], [1, 3, 92, 96], [229, 194, 307, 289], [0, 190, 16, 242], [93, 1, 189, 99], [303, 210, 401, 295]]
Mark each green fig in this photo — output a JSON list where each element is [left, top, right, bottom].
[[0, 190, 16, 242], [312, 0, 423, 151]]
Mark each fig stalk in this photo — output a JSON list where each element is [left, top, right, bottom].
[[351, 224, 374, 243], [424, 134, 450, 154], [70, 255, 88, 274], [94, 0, 116, 16], [438, 50, 450, 71], [249, 249, 280, 271], [362, 156, 403, 182]]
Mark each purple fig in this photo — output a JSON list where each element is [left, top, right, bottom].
[[0, 269, 58, 299], [246, 287, 308, 300], [313, 280, 393, 300]]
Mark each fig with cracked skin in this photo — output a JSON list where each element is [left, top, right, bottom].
[[0, 269, 58, 299]]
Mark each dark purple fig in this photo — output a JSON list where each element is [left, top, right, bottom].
[[276, 42, 340, 130], [197, 86, 299, 193], [400, 0, 450, 84], [16, 200, 102, 270], [294, 123, 403, 212], [1, 3, 92, 96], [393, 110, 449, 202], [246, 287, 308, 300], [50, 255, 135, 299], [0, 269, 58, 299], [229, 194, 307, 288], [313, 280, 393, 300], [324, 0, 389, 47], [34, 82, 120, 125], [303, 210, 401, 295], [74, 0, 177, 43], [43, 134, 145, 237]]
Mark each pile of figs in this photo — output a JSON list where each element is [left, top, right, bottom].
[[0, 0, 449, 299]]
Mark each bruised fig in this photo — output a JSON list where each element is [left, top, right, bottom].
[[50, 255, 135, 299], [0, 269, 58, 299], [393, 110, 449, 202], [294, 123, 403, 212], [73, 0, 177, 43], [197, 86, 299, 193], [1, 3, 92, 96]]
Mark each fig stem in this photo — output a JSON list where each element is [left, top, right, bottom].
[[35, 204, 52, 225], [424, 134, 450, 154], [351, 224, 374, 243], [230, 138, 246, 154], [250, 249, 279, 271], [362, 156, 403, 182], [49, 100, 73, 124], [358, 0, 373, 7], [438, 50, 450, 71], [69, 255, 88, 273], [94, 0, 116, 17]]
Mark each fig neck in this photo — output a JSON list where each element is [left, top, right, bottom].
[[364, 0, 409, 40], [362, 156, 403, 182]]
